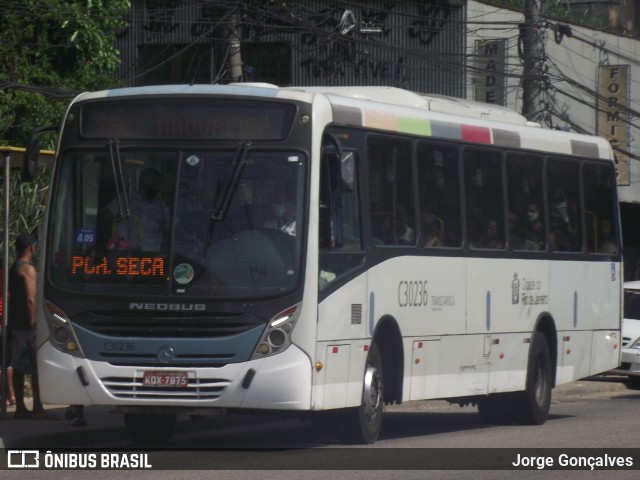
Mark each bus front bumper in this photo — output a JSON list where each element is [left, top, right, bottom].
[[37, 341, 313, 411]]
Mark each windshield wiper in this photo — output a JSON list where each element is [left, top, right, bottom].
[[204, 140, 252, 253], [108, 139, 130, 221]]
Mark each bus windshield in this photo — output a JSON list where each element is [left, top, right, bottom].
[[48, 147, 306, 298]]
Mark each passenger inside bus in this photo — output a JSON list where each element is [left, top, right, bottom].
[[394, 202, 415, 245], [102, 167, 171, 252], [524, 202, 545, 250], [471, 218, 504, 249], [421, 212, 443, 248], [598, 218, 617, 254], [509, 211, 538, 251]]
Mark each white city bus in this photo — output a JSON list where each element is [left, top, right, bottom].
[[25, 84, 621, 444]]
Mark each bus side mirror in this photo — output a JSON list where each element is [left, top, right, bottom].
[[22, 125, 58, 182]]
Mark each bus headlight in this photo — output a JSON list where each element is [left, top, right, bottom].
[[45, 302, 84, 357], [251, 303, 301, 359]]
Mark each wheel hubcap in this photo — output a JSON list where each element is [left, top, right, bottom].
[[534, 354, 548, 406], [362, 364, 383, 424]]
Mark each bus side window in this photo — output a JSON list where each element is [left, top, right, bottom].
[[547, 158, 582, 252], [506, 152, 545, 251], [584, 163, 618, 254], [464, 147, 505, 250], [417, 141, 462, 248], [367, 136, 415, 246], [319, 138, 363, 290]]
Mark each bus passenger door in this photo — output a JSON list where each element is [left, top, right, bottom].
[[316, 135, 367, 409]]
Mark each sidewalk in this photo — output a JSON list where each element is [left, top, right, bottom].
[[0, 376, 634, 448]]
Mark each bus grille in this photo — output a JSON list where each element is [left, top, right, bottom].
[[101, 375, 231, 400], [74, 312, 264, 339]]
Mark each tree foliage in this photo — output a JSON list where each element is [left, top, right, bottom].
[[0, 0, 131, 147], [0, 168, 51, 265], [0, 1, 130, 262]]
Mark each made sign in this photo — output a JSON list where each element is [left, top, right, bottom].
[[475, 39, 506, 106]]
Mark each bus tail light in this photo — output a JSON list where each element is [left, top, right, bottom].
[[45, 301, 84, 358], [251, 303, 301, 360]]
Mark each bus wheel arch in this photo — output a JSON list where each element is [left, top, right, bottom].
[[477, 315, 557, 426]]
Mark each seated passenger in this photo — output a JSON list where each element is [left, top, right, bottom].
[[509, 212, 538, 250], [422, 212, 443, 247], [598, 219, 617, 254], [472, 218, 503, 249], [395, 202, 415, 245], [524, 202, 545, 250]]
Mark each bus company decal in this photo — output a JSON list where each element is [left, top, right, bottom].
[[430, 295, 456, 311], [512, 272, 548, 307]]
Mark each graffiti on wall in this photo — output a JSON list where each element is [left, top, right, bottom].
[[127, 1, 459, 87]]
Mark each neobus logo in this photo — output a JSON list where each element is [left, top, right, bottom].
[[129, 303, 206, 311]]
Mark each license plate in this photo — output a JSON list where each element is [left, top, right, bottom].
[[142, 371, 189, 387]]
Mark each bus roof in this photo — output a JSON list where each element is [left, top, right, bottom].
[[73, 84, 613, 161]]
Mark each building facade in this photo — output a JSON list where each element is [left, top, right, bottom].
[[467, 0, 640, 277], [116, 0, 467, 96], [114, 0, 640, 276]]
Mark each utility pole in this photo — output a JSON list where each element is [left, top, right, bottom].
[[228, 11, 243, 82], [522, 0, 542, 121]]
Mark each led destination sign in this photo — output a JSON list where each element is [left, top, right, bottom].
[[81, 99, 296, 140], [72, 255, 164, 277]]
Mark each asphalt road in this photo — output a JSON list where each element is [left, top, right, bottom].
[[1, 375, 639, 479]]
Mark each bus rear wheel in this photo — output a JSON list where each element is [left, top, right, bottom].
[[340, 342, 384, 444], [124, 413, 177, 446], [511, 332, 553, 425]]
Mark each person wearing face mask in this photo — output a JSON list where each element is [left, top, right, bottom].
[[263, 188, 296, 236], [525, 202, 545, 250]]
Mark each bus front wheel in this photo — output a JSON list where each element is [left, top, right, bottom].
[[124, 413, 177, 446], [341, 342, 384, 444]]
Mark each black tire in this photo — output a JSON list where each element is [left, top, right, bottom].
[[340, 342, 384, 444], [510, 332, 553, 425], [624, 376, 640, 390], [124, 414, 177, 446]]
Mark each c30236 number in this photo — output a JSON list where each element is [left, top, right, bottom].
[[398, 280, 428, 307]]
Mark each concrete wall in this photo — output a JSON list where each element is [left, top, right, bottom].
[[467, 0, 640, 204]]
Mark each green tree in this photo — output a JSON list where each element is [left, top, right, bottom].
[[0, 0, 131, 147], [0, 1, 130, 262], [0, 168, 50, 265]]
